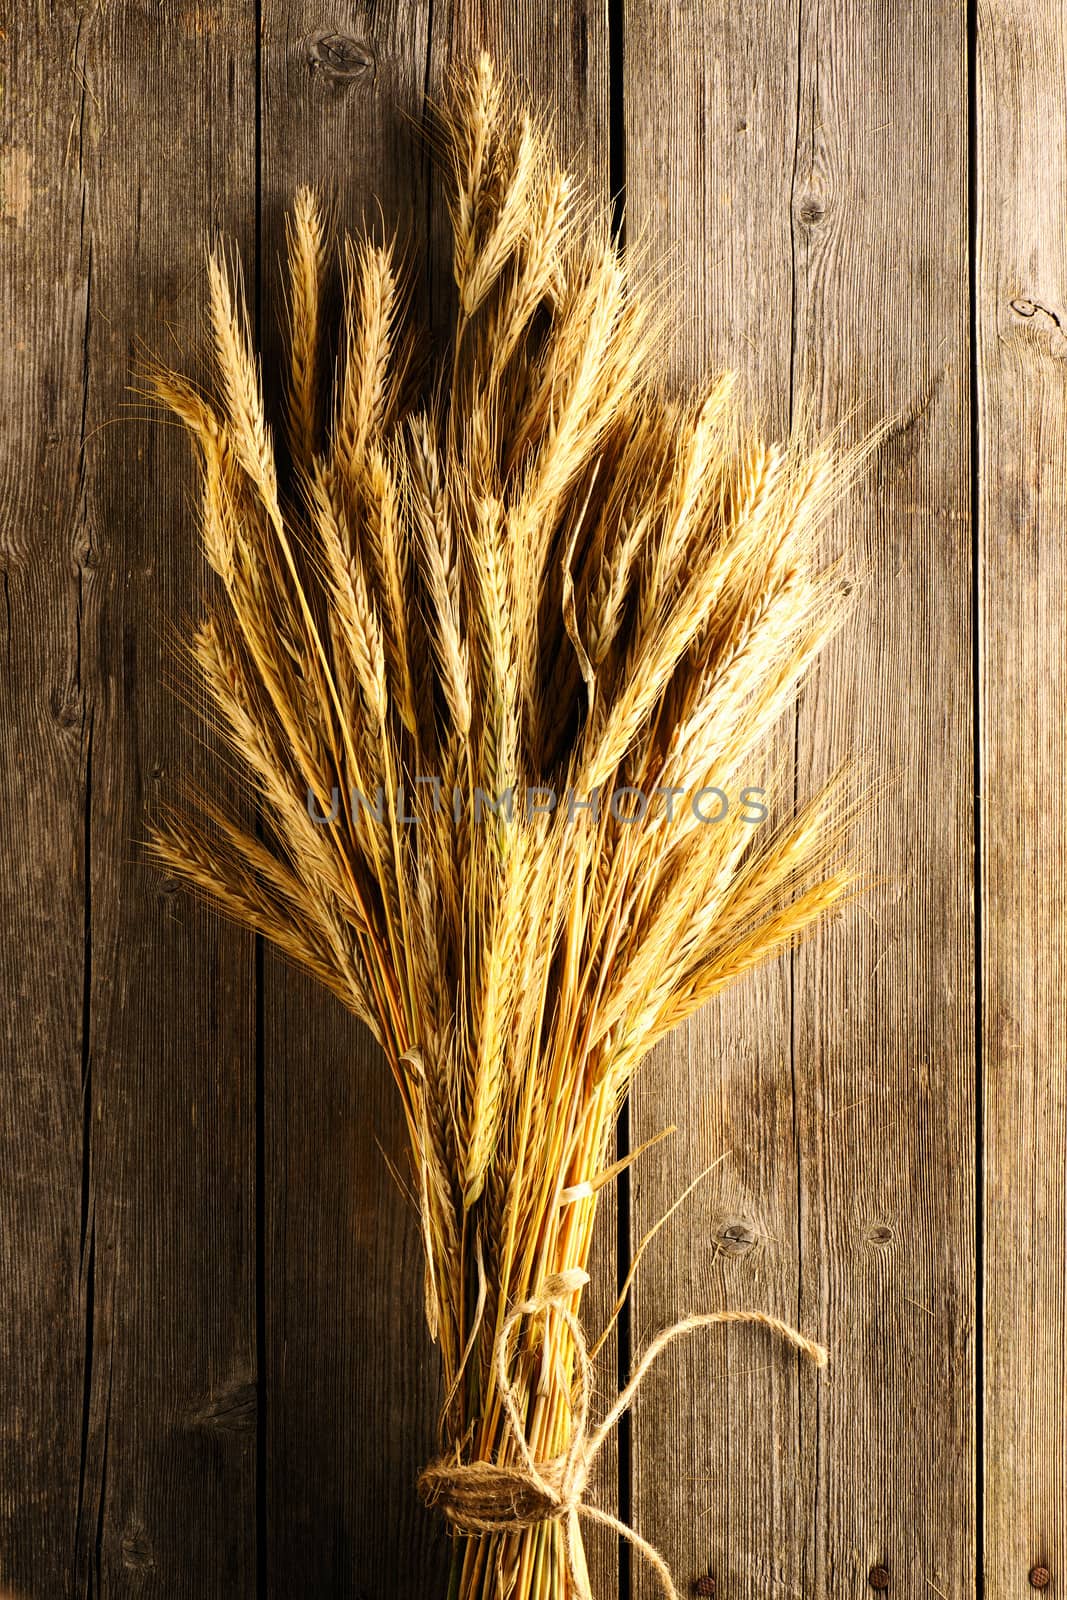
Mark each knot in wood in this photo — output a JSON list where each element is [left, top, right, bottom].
[[306, 32, 376, 84]]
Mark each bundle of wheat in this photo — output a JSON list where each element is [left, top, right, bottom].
[[151, 54, 861, 1600]]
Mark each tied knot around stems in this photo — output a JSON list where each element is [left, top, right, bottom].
[[418, 1275, 828, 1600]]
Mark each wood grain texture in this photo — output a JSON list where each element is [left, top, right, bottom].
[[258, 6, 615, 1594], [3, 0, 1063, 1595], [0, 4, 258, 1597], [621, 8, 814, 1598], [624, 3, 974, 1597], [977, 3, 1067, 1593], [257, 8, 443, 1596], [789, 4, 973, 1595], [0, 10, 94, 1590]]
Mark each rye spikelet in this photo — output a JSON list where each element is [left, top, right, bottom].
[[150, 55, 865, 1600]]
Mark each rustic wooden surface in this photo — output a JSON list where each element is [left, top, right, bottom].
[[622, 7, 822, 1596], [977, 3, 1067, 1596], [258, 10, 438, 1594], [0, 2, 1060, 1598], [1, 6, 259, 1597]]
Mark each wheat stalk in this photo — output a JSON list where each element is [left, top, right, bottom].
[[150, 55, 868, 1600]]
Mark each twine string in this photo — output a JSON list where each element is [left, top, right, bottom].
[[418, 1282, 828, 1600]]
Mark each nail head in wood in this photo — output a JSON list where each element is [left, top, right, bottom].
[[693, 1576, 716, 1596], [868, 1566, 891, 1591], [1030, 1568, 1051, 1590]]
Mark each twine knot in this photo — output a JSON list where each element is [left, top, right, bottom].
[[418, 1276, 827, 1600]]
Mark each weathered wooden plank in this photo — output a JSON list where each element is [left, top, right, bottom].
[[622, 8, 813, 1597], [257, 9, 444, 1596], [0, 9, 94, 1591], [977, 4, 1067, 1592], [625, 4, 974, 1596], [788, 2, 974, 1589], [259, 7, 615, 1594], [0, 3, 258, 1596]]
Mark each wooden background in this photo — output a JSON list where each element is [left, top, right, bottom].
[[1, 1, 1063, 1596]]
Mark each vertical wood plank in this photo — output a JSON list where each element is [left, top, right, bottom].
[[0, 4, 258, 1596], [789, 4, 973, 1595], [622, 7, 811, 1595], [0, 9, 95, 1589], [257, 8, 444, 1595], [259, 6, 614, 1594], [977, 4, 1067, 1592], [625, 4, 975, 1596]]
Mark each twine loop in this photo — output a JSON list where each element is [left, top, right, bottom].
[[418, 1275, 827, 1600]]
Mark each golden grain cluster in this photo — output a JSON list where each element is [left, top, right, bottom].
[[152, 55, 857, 1600]]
